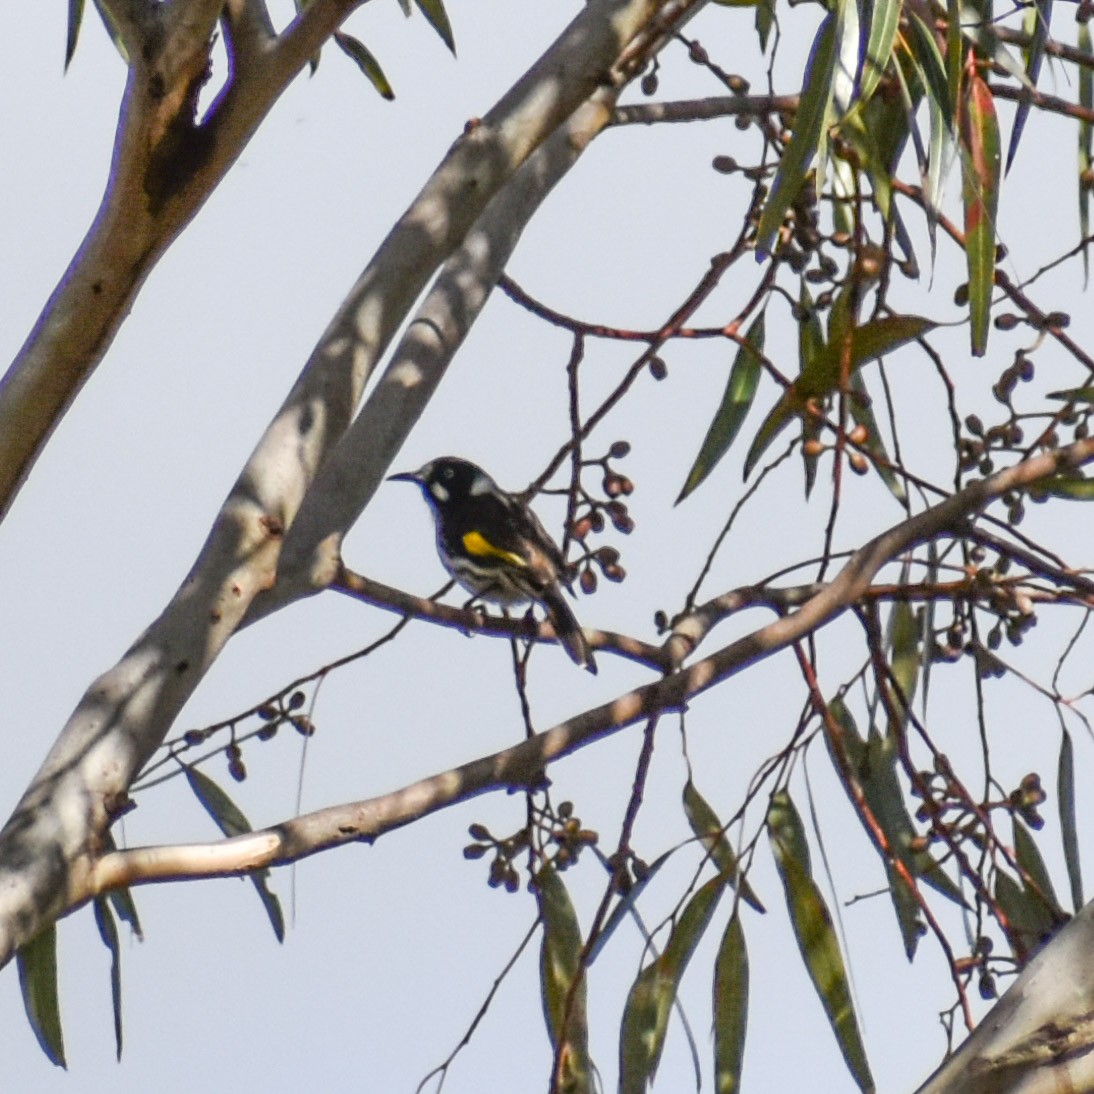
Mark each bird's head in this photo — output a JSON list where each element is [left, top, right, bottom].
[[388, 457, 498, 508]]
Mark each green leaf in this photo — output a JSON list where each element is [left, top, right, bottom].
[[858, 0, 900, 107], [848, 372, 906, 503], [107, 885, 143, 941], [756, 14, 838, 258], [17, 924, 66, 1068], [589, 851, 669, 964], [799, 286, 828, 499], [920, 540, 939, 712], [767, 792, 873, 1092], [905, 13, 956, 134], [959, 3, 1035, 89], [1034, 474, 1094, 501], [713, 912, 749, 1094], [742, 391, 799, 481], [755, 0, 774, 52], [682, 780, 765, 912], [1080, 22, 1093, 283], [803, 312, 935, 400], [1005, 0, 1052, 172], [1058, 730, 1084, 912], [677, 313, 765, 502], [414, 0, 456, 54], [100, 830, 143, 940], [333, 33, 395, 100], [959, 68, 1001, 356], [994, 869, 1058, 962], [89, 0, 129, 63], [184, 768, 285, 942], [832, 0, 862, 118], [1047, 385, 1094, 403], [888, 598, 920, 721], [1013, 818, 1066, 921], [66, 0, 85, 71], [884, 859, 925, 961], [93, 897, 124, 1060], [535, 864, 593, 1092], [946, 0, 962, 115], [619, 875, 725, 1093], [185, 766, 253, 837], [824, 699, 966, 926]]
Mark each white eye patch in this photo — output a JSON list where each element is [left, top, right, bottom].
[[429, 481, 449, 502]]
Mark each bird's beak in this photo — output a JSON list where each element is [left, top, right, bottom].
[[387, 469, 421, 484]]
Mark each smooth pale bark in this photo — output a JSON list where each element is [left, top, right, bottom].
[[914, 903, 1094, 1094], [0, 0, 693, 969]]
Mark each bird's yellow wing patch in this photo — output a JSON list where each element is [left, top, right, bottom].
[[462, 531, 526, 568]]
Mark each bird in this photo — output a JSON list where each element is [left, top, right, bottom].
[[389, 456, 597, 673]]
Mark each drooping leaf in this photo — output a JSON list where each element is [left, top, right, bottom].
[[848, 372, 907, 503], [1034, 474, 1094, 501], [677, 313, 765, 502], [66, 0, 85, 71], [945, 0, 962, 113], [767, 792, 873, 1092], [920, 540, 939, 711], [756, 14, 839, 258], [1080, 22, 1093, 283], [93, 897, 124, 1060], [1058, 730, 1084, 912], [743, 391, 800, 481], [186, 766, 252, 837], [1047, 385, 1094, 403], [86, 0, 129, 63], [888, 598, 920, 721], [619, 876, 725, 1093], [713, 911, 749, 1094], [824, 699, 966, 915], [1013, 818, 1066, 922], [905, 13, 956, 133], [959, 3, 1036, 88], [831, 0, 862, 118], [755, 0, 775, 52], [99, 831, 143, 941], [803, 313, 935, 400], [17, 924, 66, 1068], [588, 850, 670, 964], [885, 859, 925, 960], [414, 0, 456, 55], [184, 768, 285, 942], [801, 286, 828, 498], [858, 0, 900, 107], [1005, 0, 1052, 171], [536, 864, 593, 1093], [837, 109, 896, 223], [959, 67, 1001, 356], [682, 780, 765, 912], [333, 33, 395, 100], [994, 868, 1059, 962]]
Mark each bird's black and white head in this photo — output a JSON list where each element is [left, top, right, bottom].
[[389, 457, 498, 511]]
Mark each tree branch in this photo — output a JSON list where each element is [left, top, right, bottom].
[[60, 441, 1094, 936], [0, 0, 698, 970]]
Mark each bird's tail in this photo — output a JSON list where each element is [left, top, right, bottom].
[[541, 585, 597, 674]]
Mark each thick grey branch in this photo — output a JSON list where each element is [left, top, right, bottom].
[[0, 0, 690, 971], [0, 0, 365, 526]]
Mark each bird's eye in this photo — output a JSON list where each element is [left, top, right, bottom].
[[442, 467, 454, 480]]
